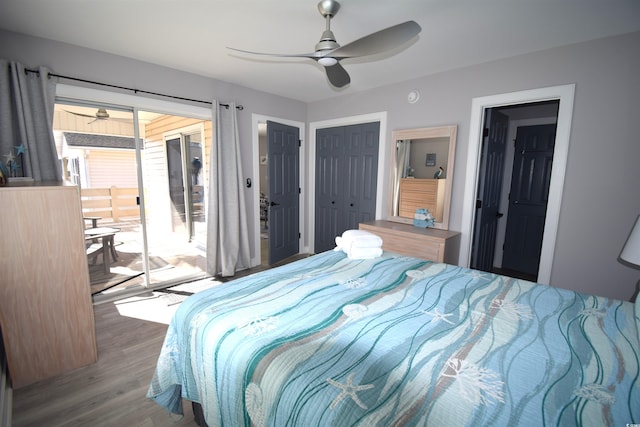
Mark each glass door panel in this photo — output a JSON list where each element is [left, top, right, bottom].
[[53, 100, 146, 296], [54, 100, 212, 297], [166, 137, 187, 233], [140, 117, 210, 286], [187, 134, 205, 240]]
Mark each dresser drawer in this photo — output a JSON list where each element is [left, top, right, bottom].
[[359, 220, 460, 264]]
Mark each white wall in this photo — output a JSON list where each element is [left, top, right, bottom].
[[307, 31, 640, 300]]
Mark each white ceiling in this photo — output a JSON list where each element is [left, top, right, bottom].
[[1, 0, 639, 103]]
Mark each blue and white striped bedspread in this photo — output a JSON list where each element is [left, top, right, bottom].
[[148, 250, 640, 426]]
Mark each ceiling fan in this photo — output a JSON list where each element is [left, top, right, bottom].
[[64, 108, 132, 124], [227, 0, 421, 88]]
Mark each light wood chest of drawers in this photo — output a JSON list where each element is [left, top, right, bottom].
[[359, 220, 460, 264], [0, 183, 97, 388], [398, 178, 446, 222]]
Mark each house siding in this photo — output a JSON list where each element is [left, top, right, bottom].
[[85, 149, 137, 189]]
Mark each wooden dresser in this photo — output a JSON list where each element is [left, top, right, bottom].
[[398, 178, 446, 222], [0, 183, 97, 388], [359, 220, 460, 264]]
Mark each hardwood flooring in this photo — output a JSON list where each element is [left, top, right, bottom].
[[12, 301, 199, 427], [11, 254, 310, 426]]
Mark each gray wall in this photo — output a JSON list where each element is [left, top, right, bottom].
[[2, 29, 639, 300], [307, 31, 640, 300]]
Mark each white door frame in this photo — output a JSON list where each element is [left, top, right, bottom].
[[308, 112, 388, 253], [459, 84, 575, 284], [251, 114, 305, 267]]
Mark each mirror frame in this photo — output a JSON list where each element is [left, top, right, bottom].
[[387, 125, 458, 230]]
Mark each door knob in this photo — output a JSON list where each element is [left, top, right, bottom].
[[270, 201, 280, 206]]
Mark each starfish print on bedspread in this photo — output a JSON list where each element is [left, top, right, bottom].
[[465, 270, 492, 281], [238, 315, 279, 336], [421, 308, 455, 325], [327, 372, 375, 410]]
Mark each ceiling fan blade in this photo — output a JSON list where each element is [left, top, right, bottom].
[[325, 62, 350, 88], [227, 46, 322, 60], [328, 21, 421, 59], [64, 110, 96, 119]]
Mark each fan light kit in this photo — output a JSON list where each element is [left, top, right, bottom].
[[407, 90, 420, 104], [227, 0, 421, 88], [317, 57, 338, 67]]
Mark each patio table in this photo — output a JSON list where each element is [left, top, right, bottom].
[[85, 227, 120, 274]]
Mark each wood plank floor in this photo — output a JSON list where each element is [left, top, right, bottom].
[[12, 301, 199, 427], [11, 254, 309, 426]]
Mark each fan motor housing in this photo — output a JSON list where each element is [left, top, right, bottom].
[[318, 0, 340, 18], [316, 30, 340, 52]]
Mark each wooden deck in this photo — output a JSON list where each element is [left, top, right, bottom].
[[87, 218, 208, 297]]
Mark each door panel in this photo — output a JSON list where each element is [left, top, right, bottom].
[[471, 110, 509, 271], [166, 138, 186, 231], [315, 122, 379, 252], [315, 127, 344, 252], [502, 124, 556, 277], [267, 121, 300, 265]]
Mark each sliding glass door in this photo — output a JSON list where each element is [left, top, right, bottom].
[[165, 129, 204, 240], [54, 96, 212, 297], [54, 100, 145, 295], [140, 119, 209, 286]]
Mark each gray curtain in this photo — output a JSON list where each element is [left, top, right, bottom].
[[0, 60, 60, 181], [206, 100, 250, 276], [392, 139, 411, 216]]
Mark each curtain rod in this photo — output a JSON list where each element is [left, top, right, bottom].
[[24, 68, 244, 110]]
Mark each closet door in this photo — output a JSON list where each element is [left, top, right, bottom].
[[315, 122, 379, 253], [315, 126, 344, 253], [343, 122, 380, 230]]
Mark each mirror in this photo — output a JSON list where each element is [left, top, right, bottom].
[[388, 125, 457, 230]]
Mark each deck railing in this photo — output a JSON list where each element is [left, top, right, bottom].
[[80, 187, 139, 222]]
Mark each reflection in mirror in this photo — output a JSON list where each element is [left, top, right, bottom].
[[389, 125, 457, 230]]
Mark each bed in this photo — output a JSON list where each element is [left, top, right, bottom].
[[148, 250, 640, 426]]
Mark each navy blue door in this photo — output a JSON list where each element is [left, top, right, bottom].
[[267, 121, 300, 265], [343, 123, 380, 230], [471, 110, 509, 272], [315, 122, 379, 253], [502, 124, 556, 278], [315, 126, 343, 253]]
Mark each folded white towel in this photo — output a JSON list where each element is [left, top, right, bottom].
[[346, 246, 383, 260], [339, 229, 383, 250], [333, 229, 383, 259]]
